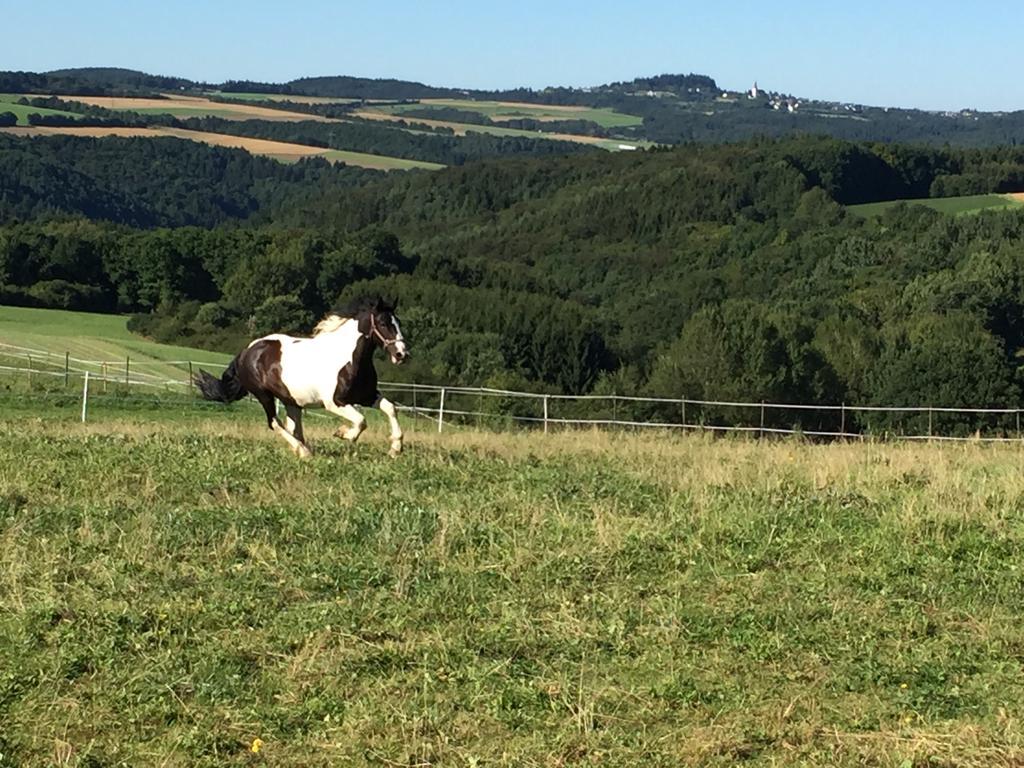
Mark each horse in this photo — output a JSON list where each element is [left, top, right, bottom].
[[193, 297, 409, 458]]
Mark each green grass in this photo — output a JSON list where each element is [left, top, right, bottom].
[[3, 413, 1024, 765], [381, 99, 645, 129], [0, 97, 80, 125], [210, 92, 360, 104], [321, 149, 444, 171], [396, 118, 653, 151], [847, 193, 1024, 217], [129, 106, 257, 119], [0, 305, 230, 384], [360, 103, 654, 151]]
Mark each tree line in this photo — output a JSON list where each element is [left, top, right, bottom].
[[5, 134, 1024, 432]]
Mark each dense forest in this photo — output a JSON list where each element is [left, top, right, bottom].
[[0, 134, 379, 226], [4, 132, 1024, 432]]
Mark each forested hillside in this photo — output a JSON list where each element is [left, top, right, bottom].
[[4, 133, 1024, 425], [6, 67, 1024, 148]]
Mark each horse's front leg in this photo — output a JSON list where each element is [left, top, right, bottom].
[[376, 393, 403, 457], [325, 402, 366, 443]]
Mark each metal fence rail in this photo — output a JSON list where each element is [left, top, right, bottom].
[[3, 343, 1024, 441]]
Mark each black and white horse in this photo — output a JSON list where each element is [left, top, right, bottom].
[[194, 297, 409, 457]]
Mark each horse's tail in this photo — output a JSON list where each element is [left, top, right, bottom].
[[193, 357, 246, 403]]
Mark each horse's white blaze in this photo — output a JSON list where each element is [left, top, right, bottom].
[[388, 317, 408, 363]]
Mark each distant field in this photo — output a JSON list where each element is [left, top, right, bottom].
[[0, 125, 444, 170], [353, 108, 651, 151], [211, 91, 360, 105], [383, 98, 645, 129], [320, 148, 443, 171], [0, 95, 80, 125], [847, 193, 1024, 217], [49, 94, 338, 122], [0, 305, 229, 385]]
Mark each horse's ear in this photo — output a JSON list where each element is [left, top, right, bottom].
[[373, 296, 384, 311], [390, 296, 399, 311]]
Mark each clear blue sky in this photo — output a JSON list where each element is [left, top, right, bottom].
[[6, 0, 1022, 111]]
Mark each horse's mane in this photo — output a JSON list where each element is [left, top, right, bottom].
[[313, 297, 394, 337], [312, 314, 350, 336]]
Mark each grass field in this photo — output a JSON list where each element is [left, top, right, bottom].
[[0, 305, 230, 386], [847, 193, 1024, 217], [352, 109, 651, 151], [48, 94, 338, 123], [211, 92, 361, 105], [0, 95, 81, 125], [4, 403, 1024, 765], [380, 99, 645, 129], [5, 307, 1024, 763]]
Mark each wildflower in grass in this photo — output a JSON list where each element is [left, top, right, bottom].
[[251, 738, 264, 754]]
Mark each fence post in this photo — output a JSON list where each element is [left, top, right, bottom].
[[760, 401, 765, 439], [81, 371, 90, 423], [1018, 409, 1021, 442], [102, 362, 108, 393], [543, 394, 549, 434], [65, 351, 70, 388], [188, 361, 194, 397], [681, 398, 686, 429], [412, 384, 417, 433], [437, 387, 446, 433], [841, 402, 846, 438], [928, 407, 933, 439], [26, 354, 32, 388], [125, 356, 130, 387]]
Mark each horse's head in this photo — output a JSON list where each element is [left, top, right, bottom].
[[366, 297, 408, 365]]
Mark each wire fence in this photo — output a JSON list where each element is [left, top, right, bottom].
[[3, 342, 1024, 441]]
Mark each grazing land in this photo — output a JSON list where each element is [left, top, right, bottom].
[[2, 410, 1024, 766], [51, 94, 339, 122], [847, 193, 1024, 217], [352, 108, 650, 150], [382, 98, 646, 128], [0, 305, 230, 385], [211, 91, 361, 104], [0, 95, 80, 125]]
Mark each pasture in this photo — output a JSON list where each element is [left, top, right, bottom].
[[48, 94, 338, 123], [3, 397, 1024, 765], [380, 99, 645, 129], [847, 193, 1024, 217], [0, 95, 80, 125], [351, 108, 650, 152], [211, 92, 361, 105], [0, 305, 229, 385]]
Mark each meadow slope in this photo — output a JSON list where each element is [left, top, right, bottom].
[[3, 412, 1024, 766]]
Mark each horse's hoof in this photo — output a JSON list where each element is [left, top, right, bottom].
[[296, 445, 312, 459], [388, 442, 403, 458]]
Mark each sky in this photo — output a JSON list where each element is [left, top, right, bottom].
[[4, 0, 1022, 112]]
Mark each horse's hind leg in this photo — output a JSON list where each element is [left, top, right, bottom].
[[284, 403, 312, 458], [256, 390, 311, 458]]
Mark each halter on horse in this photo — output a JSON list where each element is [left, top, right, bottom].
[[194, 297, 409, 458]]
